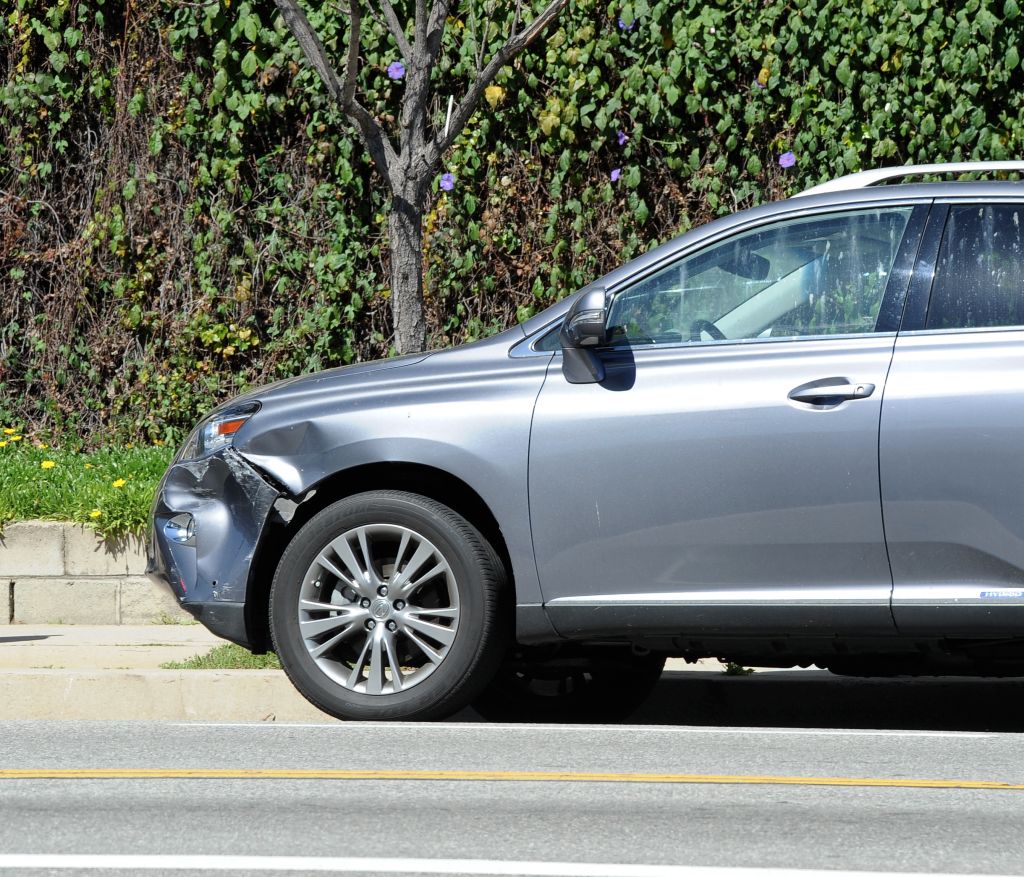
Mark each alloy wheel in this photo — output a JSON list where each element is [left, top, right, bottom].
[[296, 523, 461, 695]]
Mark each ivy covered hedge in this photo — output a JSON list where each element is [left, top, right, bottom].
[[2, 0, 1023, 445]]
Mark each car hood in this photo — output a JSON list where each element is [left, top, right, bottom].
[[224, 323, 529, 418], [230, 351, 433, 408]]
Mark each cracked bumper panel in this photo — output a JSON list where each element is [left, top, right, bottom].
[[146, 448, 280, 648]]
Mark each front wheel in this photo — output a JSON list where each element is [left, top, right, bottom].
[[270, 491, 507, 721]]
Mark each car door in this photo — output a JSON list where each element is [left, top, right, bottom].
[[529, 204, 928, 639], [882, 201, 1024, 634]]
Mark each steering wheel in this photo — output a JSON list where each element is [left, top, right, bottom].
[[690, 319, 726, 342]]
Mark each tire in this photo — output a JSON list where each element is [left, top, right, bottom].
[[270, 490, 507, 721], [472, 647, 666, 723]]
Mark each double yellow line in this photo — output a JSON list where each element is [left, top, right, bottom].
[[0, 768, 1022, 790]]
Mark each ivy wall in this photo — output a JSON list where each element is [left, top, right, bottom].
[[2, 0, 1023, 444]]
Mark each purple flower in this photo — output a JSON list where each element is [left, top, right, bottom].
[[779, 151, 796, 169], [617, 131, 628, 146], [617, 17, 636, 31], [753, 79, 766, 89], [610, 168, 621, 182], [440, 172, 455, 191], [387, 61, 405, 81]]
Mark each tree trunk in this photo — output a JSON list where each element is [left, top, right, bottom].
[[388, 192, 427, 354]]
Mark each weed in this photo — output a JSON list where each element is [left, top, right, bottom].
[[161, 643, 282, 670]]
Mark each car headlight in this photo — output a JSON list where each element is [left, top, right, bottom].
[[178, 402, 261, 461]]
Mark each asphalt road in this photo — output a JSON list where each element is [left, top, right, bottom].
[[2, 672, 1024, 877]]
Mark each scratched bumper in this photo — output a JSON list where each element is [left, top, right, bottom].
[[146, 448, 281, 649]]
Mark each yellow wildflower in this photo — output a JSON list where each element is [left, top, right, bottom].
[[89, 509, 102, 519], [125, 443, 134, 449], [10, 435, 21, 442], [0, 442, 7, 449], [84, 463, 94, 470], [40, 460, 56, 470], [3, 428, 15, 435], [37, 443, 48, 449], [111, 478, 127, 489]]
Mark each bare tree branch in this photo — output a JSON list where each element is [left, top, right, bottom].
[[376, 0, 414, 60], [478, 0, 500, 72], [429, 0, 569, 162], [274, 0, 345, 100], [424, 0, 454, 66], [414, 0, 427, 49], [342, 1, 362, 105], [426, 0, 455, 45], [274, 0, 398, 186]]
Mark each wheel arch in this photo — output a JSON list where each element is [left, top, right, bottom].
[[245, 462, 515, 653]]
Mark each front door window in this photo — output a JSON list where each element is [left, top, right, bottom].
[[606, 208, 914, 346]]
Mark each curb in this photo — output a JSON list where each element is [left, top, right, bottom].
[[0, 626, 334, 722], [0, 669, 333, 722], [0, 522, 189, 625]]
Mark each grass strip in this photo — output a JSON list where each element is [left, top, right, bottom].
[[0, 436, 170, 538], [161, 643, 282, 670]]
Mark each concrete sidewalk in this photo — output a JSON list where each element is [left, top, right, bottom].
[[0, 625, 331, 721], [0, 624, 787, 722]]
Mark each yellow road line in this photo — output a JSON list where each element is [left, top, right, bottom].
[[0, 768, 1021, 790]]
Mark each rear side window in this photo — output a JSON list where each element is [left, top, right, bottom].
[[926, 205, 1024, 330]]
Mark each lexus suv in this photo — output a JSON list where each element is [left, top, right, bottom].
[[149, 161, 1024, 721]]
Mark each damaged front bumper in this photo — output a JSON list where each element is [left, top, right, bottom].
[[146, 447, 281, 648]]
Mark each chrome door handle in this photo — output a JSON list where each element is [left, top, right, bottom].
[[788, 379, 875, 405]]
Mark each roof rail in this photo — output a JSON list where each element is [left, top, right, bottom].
[[795, 161, 1024, 198]]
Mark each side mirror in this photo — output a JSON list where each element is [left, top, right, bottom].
[[560, 288, 609, 384]]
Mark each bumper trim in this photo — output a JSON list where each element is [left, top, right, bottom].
[[182, 600, 251, 650]]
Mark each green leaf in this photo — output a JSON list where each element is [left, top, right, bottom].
[[240, 50, 258, 77], [1007, 0, 1021, 18], [242, 13, 260, 43], [1008, 45, 1021, 70], [836, 57, 852, 86]]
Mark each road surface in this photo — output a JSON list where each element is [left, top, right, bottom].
[[2, 671, 1024, 877]]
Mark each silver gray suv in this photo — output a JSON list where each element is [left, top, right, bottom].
[[149, 162, 1024, 721]]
